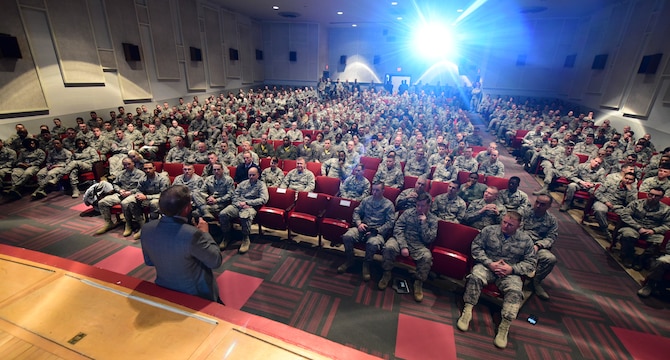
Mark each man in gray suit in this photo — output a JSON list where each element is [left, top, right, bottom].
[[140, 185, 223, 303]]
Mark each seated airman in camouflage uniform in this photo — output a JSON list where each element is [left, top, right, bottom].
[[219, 167, 268, 254], [379, 193, 438, 302], [456, 211, 537, 349]]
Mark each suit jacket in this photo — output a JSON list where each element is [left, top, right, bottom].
[[141, 216, 223, 302], [234, 163, 261, 183]]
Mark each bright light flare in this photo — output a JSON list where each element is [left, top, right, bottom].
[[412, 22, 456, 60]]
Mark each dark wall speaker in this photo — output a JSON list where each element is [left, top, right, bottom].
[[322, 70, 330, 79], [289, 51, 297, 62], [373, 55, 380, 65], [189, 47, 202, 61], [122, 42, 141, 61], [339, 55, 347, 65], [564, 54, 576, 68], [229, 48, 239, 61], [0, 34, 22, 59], [255, 49, 263, 60], [638, 53, 663, 74], [592, 54, 608, 70]]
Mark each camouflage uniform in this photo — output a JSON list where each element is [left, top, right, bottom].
[[542, 153, 579, 185], [639, 176, 670, 197], [12, 148, 46, 187], [366, 144, 384, 159], [458, 182, 487, 203], [432, 164, 458, 183], [565, 163, 606, 202], [478, 160, 505, 177], [280, 169, 315, 192], [173, 173, 204, 193], [321, 158, 350, 180], [396, 189, 431, 212], [0, 146, 17, 182], [463, 198, 506, 229], [431, 193, 466, 223], [618, 199, 670, 260], [498, 189, 529, 211], [519, 206, 558, 282], [193, 174, 234, 218], [464, 225, 537, 320], [342, 195, 396, 262], [381, 208, 439, 281], [404, 157, 430, 177], [373, 165, 404, 188], [592, 176, 637, 230], [454, 156, 478, 174], [339, 175, 370, 201], [63, 146, 99, 187], [216, 149, 238, 167], [219, 178, 269, 235], [165, 146, 191, 163], [98, 168, 147, 224], [129, 172, 170, 221], [108, 137, 132, 175], [261, 167, 285, 187]]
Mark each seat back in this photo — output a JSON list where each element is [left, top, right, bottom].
[[282, 159, 297, 172], [323, 197, 360, 221], [306, 161, 322, 176], [360, 156, 382, 171], [227, 166, 237, 180], [577, 153, 589, 163], [193, 163, 206, 175], [163, 162, 183, 183], [293, 191, 330, 215], [315, 176, 341, 196], [429, 180, 451, 197], [260, 157, 272, 170], [403, 175, 419, 190], [457, 171, 484, 185], [485, 175, 509, 190], [383, 186, 402, 203], [434, 220, 480, 255], [265, 187, 296, 209], [363, 169, 376, 184]]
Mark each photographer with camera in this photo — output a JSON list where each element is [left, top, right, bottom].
[[337, 181, 395, 281]]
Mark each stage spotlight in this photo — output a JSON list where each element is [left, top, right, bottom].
[[412, 22, 457, 60]]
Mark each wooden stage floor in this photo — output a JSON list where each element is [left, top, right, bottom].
[[0, 244, 378, 360]]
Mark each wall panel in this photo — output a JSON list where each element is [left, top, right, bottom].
[[222, 10, 240, 79], [178, 0, 205, 91], [204, 6, 225, 86], [104, 0, 152, 101], [0, 0, 48, 116], [147, 0, 179, 80], [621, 0, 670, 117], [239, 23, 252, 84], [252, 21, 263, 82], [45, 0, 103, 86]]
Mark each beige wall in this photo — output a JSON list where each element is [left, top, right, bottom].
[[0, 0, 264, 139]]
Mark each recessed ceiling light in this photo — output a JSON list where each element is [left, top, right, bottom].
[[337, 11, 343, 15], [457, 9, 463, 13], [272, 6, 279, 10], [391, 2, 398, 5], [397, 17, 403, 20], [352, 24, 357, 27]]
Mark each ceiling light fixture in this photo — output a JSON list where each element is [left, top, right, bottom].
[[397, 17, 403, 20], [457, 9, 463, 12], [337, 11, 343, 15], [391, 2, 398, 6], [352, 24, 357, 27], [272, 6, 279, 10]]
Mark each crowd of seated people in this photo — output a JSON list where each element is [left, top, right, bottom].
[[2, 84, 669, 336]]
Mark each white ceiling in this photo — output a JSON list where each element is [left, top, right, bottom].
[[215, 0, 611, 27]]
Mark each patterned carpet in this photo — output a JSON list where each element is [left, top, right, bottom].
[[1, 126, 670, 359]]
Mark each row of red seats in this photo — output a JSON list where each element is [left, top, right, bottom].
[[254, 187, 504, 298]]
